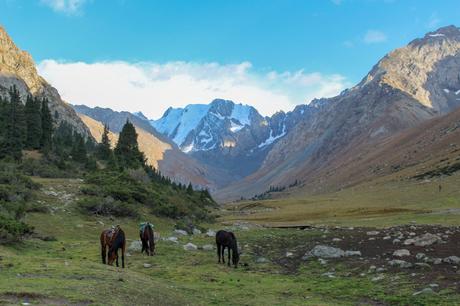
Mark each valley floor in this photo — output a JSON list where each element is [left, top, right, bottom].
[[1, 177, 460, 305]]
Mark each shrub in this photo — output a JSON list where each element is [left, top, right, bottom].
[[78, 197, 139, 218]]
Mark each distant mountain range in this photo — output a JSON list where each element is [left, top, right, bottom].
[[2, 24, 460, 202]]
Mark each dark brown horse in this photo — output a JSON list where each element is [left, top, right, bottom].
[[140, 223, 155, 256], [100, 225, 126, 268], [216, 230, 239, 268]]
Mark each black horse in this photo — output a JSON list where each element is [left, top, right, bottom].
[[216, 230, 239, 268], [140, 223, 155, 256]]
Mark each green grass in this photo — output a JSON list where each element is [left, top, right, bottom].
[[1, 177, 459, 305]]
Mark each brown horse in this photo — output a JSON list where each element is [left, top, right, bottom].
[[140, 223, 155, 256], [216, 230, 240, 268], [100, 225, 126, 268]]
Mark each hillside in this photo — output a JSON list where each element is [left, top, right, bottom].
[[215, 25, 460, 202], [0, 26, 90, 136], [75, 107, 216, 189]]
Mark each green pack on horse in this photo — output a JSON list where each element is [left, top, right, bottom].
[[139, 222, 155, 256]]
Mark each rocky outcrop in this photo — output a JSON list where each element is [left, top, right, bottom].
[[0, 26, 90, 137]]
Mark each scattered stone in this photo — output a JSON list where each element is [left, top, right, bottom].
[[405, 233, 441, 246], [366, 231, 379, 236], [413, 288, 435, 296], [433, 258, 443, 265], [376, 267, 387, 273], [202, 244, 214, 251], [206, 230, 216, 237], [174, 229, 188, 236], [372, 275, 385, 282], [415, 253, 426, 260], [392, 239, 401, 244], [183, 243, 198, 251], [332, 238, 342, 242], [322, 272, 335, 278], [128, 241, 142, 252], [143, 263, 152, 268], [256, 257, 269, 263], [383, 236, 391, 240], [286, 252, 294, 258], [192, 228, 202, 235], [443, 256, 460, 265], [389, 260, 413, 268], [403, 238, 416, 245], [368, 265, 377, 272], [318, 258, 328, 265], [344, 250, 361, 257], [97, 221, 104, 226], [414, 263, 432, 270], [429, 284, 439, 288], [165, 236, 178, 243], [393, 249, 410, 257], [306, 245, 345, 259]]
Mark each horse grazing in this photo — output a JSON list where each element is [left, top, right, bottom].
[[139, 222, 155, 256], [216, 230, 240, 268], [100, 225, 126, 268]]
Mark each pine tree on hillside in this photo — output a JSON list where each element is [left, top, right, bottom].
[[0, 86, 26, 160], [114, 120, 145, 169], [40, 98, 53, 152], [97, 124, 112, 160], [71, 133, 87, 163], [24, 95, 42, 149], [187, 182, 194, 195]]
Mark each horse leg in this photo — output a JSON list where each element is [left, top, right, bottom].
[[101, 244, 106, 264], [122, 242, 126, 268], [227, 247, 231, 267], [221, 246, 225, 264], [115, 249, 119, 267], [150, 241, 154, 256], [217, 244, 221, 263]]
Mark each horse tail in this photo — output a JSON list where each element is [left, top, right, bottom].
[[148, 225, 154, 246]]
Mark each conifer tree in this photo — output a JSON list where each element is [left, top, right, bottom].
[[71, 133, 87, 163], [187, 182, 194, 195], [0, 86, 26, 160], [40, 98, 53, 152], [97, 124, 112, 160], [24, 96, 42, 149], [114, 120, 145, 169]]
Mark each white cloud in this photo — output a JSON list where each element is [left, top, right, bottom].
[[363, 30, 387, 44], [38, 60, 351, 119], [427, 12, 441, 29], [40, 0, 87, 14]]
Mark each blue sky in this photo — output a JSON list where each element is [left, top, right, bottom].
[[1, 0, 459, 118]]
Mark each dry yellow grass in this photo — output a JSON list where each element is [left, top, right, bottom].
[[78, 114, 172, 168]]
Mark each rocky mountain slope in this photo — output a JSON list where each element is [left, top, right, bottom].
[[216, 25, 460, 201], [0, 26, 89, 136], [151, 98, 315, 183], [75, 106, 216, 189]]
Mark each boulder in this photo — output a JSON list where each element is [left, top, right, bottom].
[[192, 228, 202, 235], [206, 230, 216, 237], [256, 257, 269, 263], [366, 231, 380, 236], [183, 243, 198, 251], [389, 260, 413, 268], [404, 233, 441, 246], [393, 249, 410, 257], [143, 263, 152, 268], [165, 236, 178, 243], [443, 256, 460, 265], [306, 245, 345, 259], [202, 244, 214, 251], [128, 240, 142, 252], [344, 250, 361, 257], [174, 229, 188, 236]]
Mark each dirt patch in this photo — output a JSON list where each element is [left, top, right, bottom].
[[248, 225, 460, 292]]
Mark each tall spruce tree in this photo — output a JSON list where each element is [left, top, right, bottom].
[[97, 124, 112, 160], [24, 95, 42, 149], [0, 86, 26, 160], [71, 133, 87, 163], [114, 120, 145, 169], [40, 98, 53, 152]]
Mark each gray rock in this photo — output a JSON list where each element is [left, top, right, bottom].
[[393, 249, 411, 257], [206, 230, 216, 237], [367, 231, 380, 236], [174, 229, 188, 236], [443, 256, 460, 265], [332, 238, 342, 242], [285, 252, 294, 258], [413, 288, 435, 296], [415, 253, 426, 260], [128, 240, 142, 252], [322, 272, 336, 278], [192, 228, 202, 235], [413, 233, 442, 246], [403, 238, 416, 245], [344, 250, 361, 257], [389, 260, 413, 268], [165, 236, 178, 243], [143, 263, 152, 268], [371, 275, 385, 282], [202, 244, 214, 251], [306, 245, 345, 259], [415, 262, 432, 269], [318, 258, 328, 265], [433, 258, 443, 265], [392, 239, 401, 244], [183, 243, 198, 251], [256, 257, 269, 263]]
